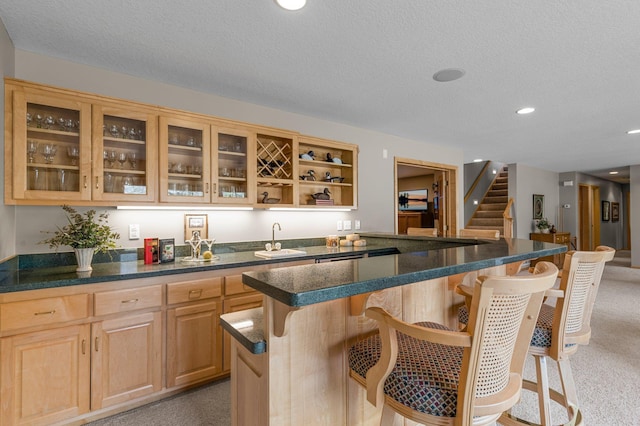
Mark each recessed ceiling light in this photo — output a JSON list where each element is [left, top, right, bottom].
[[275, 0, 306, 10], [627, 129, 640, 134], [516, 107, 535, 115], [609, 171, 619, 175], [433, 68, 465, 82], [473, 159, 483, 162]]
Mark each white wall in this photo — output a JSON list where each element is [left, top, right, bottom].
[[0, 18, 15, 260], [508, 163, 559, 239], [12, 51, 464, 253]]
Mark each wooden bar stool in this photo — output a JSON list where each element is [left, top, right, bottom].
[[348, 261, 558, 426]]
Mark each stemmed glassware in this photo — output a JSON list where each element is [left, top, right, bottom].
[[27, 140, 38, 163], [117, 152, 128, 169], [128, 151, 138, 169], [109, 125, 119, 138], [43, 116, 55, 130], [107, 150, 117, 168], [26, 113, 32, 127], [67, 146, 79, 166], [42, 144, 57, 164]]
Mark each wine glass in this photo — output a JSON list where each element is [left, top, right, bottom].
[[109, 125, 119, 138], [42, 144, 57, 164], [26, 113, 32, 127], [107, 150, 117, 168], [27, 140, 38, 163], [43, 115, 55, 129], [120, 126, 128, 139], [65, 119, 75, 132], [35, 114, 43, 128], [67, 146, 79, 166], [128, 128, 137, 140], [117, 152, 127, 169], [128, 151, 137, 169], [57, 117, 66, 131]]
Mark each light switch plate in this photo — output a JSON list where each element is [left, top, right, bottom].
[[129, 224, 140, 240], [343, 220, 352, 231], [337, 220, 343, 231], [354, 220, 361, 230]]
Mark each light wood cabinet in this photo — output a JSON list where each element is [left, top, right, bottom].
[[91, 310, 162, 409], [255, 129, 298, 207], [0, 324, 91, 425], [6, 79, 359, 208], [166, 277, 224, 388], [7, 82, 92, 202], [297, 135, 358, 208], [530, 232, 571, 269], [92, 103, 158, 203]]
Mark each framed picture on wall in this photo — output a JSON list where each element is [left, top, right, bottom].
[[184, 214, 208, 241], [611, 202, 620, 222], [602, 201, 610, 222], [533, 194, 544, 219]]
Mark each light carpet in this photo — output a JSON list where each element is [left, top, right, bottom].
[[89, 251, 640, 425]]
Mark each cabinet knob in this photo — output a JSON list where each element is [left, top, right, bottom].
[[83, 175, 88, 189], [205, 183, 209, 194], [95, 176, 99, 189]]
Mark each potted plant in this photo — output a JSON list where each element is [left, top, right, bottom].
[[536, 217, 551, 234], [40, 205, 120, 272]]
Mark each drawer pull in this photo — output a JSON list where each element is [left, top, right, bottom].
[[34, 310, 56, 316], [189, 289, 203, 299], [121, 298, 139, 304]]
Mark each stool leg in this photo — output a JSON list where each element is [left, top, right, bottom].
[[557, 359, 579, 419], [534, 355, 552, 425]]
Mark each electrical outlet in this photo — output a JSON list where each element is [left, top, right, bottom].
[[129, 224, 140, 240], [354, 220, 361, 230], [343, 220, 352, 231], [337, 220, 343, 231]]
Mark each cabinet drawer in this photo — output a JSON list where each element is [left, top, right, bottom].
[[555, 235, 569, 243], [224, 274, 257, 296], [167, 277, 223, 305], [0, 294, 89, 332], [94, 285, 162, 316]]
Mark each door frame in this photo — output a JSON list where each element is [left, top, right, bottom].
[[394, 157, 458, 237], [578, 184, 601, 250]]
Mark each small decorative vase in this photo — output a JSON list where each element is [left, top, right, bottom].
[[74, 248, 96, 272], [541, 228, 550, 234]]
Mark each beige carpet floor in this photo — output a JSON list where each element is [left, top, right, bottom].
[[89, 251, 640, 425]]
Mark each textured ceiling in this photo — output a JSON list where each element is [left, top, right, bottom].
[[1, 1, 638, 183]]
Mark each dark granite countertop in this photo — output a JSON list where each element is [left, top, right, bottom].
[[242, 236, 566, 307], [220, 308, 266, 354], [0, 234, 453, 293]]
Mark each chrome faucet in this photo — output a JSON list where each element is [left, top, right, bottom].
[[272, 222, 281, 250]]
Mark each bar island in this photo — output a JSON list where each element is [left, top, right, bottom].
[[221, 235, 565, 426]]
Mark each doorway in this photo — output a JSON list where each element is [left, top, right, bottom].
[[578, 184, 601, 250], [395, 157, 458, 237]]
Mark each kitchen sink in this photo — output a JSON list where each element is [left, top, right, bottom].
[[254, 249, 307, 259]]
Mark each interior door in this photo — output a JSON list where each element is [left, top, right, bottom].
[[578, 184, 600, 250]]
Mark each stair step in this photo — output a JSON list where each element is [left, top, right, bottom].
[[477, 203, 506, 211], [474, 211, 503, 218], [492, 183, 508, 190], [487, 189, 508, 197], [468, 218, 504, 226], [483, 196, 508, 203]]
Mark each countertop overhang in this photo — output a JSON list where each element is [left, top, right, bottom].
[[242, 236, 566, 307]]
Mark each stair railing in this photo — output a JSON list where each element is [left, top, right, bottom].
[[503, 197, 514, 238]]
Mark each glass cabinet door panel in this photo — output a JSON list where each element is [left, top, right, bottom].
[[213, 127, 254, 204], [12, 89, 92, 201], [159, 117, 211, 203], [92, 106, 158, 202]]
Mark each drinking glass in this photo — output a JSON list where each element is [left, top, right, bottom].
[[104, 173, 114, 193], [42, 144, 57, 164], [31, 167, 46, 190], [128, 128, 137, 140], [43, 116, 55, 129], [57, 117, 66, 130], [123, 175, 133, 192], [109, 125, 119, 138], [65, 119, 75, 131], [57, 169, 67, 191], [107, 150, 117, 168], [120, 126, 128, 139], [117, 152, 127, 169], [67, 146, 79, 166], [128, 152, 138, 169], [27, 140, 38, 163], [26, 113, 32, 127], [35, 114, 43, 128]]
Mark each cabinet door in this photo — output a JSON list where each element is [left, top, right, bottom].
[[166, 300, 223, 388], [213, 125, 255, 204], [0, 324, 90, 425], [11, 86, 92, 201], [92, 104, 158, 202], [159, 116, 212, 203], [222, 293, 263, 372], [91, 311, 162, 409]]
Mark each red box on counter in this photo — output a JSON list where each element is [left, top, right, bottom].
[[144, 238, 159, 264]]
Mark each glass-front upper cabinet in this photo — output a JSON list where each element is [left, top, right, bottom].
[[10, 85, 92, 201], [92, 104, 158, 203], [213, 125, 255, 205], [159, 116, 211, 204]]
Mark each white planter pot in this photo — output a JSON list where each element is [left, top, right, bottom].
[[540, 228, 550, 234], [74, 248, 96, 272]]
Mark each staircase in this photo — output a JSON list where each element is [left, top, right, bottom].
[[466, 166, 509, 235]]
